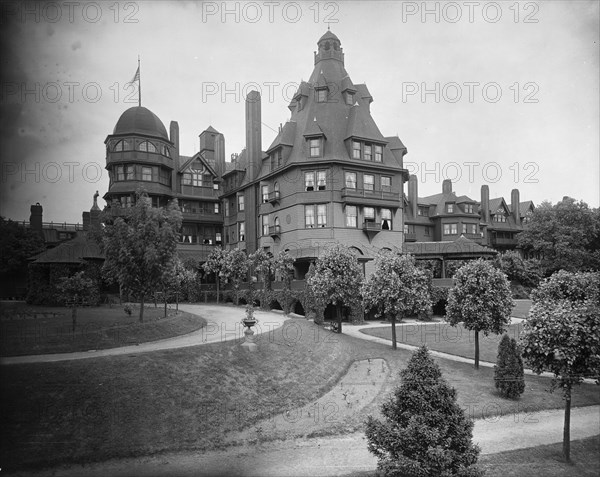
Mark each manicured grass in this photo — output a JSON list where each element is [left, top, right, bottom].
[[343, 436, 600, 477], [361, 323, 525, 363], [0, 303, 205, 356], [1, 311, 598, 472]]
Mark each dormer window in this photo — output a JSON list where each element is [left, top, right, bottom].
[[309, 138, 321, 157], [316, 88, 327, 103], [364, 144, 372, 161], [271, 149, 282, 169], [464, 204, 474, 213], [352, 141, 361, 159], [345, 92, 354, 105], [446, 203, 454, 213], [374, 145, 383, 162]]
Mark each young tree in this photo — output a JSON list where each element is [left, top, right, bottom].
[[494, 334, 525, 399], [273, 250, 295, 314], [57, 271, 98, 332], [307, 244, 363, 333], [365, 346, 482, 477], [517, 197, 600, 275], [202, 248, 227, 304], [102, 192, 182, 322], [221, 248, 249, 305], [446, 259, 514, 369], [363, 252, 431, 349], [520, 271, 600, 462], [249, 249, 274, 308]]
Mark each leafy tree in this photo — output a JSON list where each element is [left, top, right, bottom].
[[101, 192, 182, 322], [307, 244, 363, 333], [221, 248, 249, 305], [517, 197, 600, 275], [363, 252, 432, 349], [493, 250, 541, 288], [57, 271, 98, 332], [494, 334, 525, 399], [159, 257, 195, 315], [273, 250, 295, 313], [365, 346, 482, 477], [520, 271, 600, 462], [446, 259, 514, 369], [0, 217, 45, 275], [202, 248, 227, 304]]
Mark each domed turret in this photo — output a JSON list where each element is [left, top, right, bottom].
[[315, 29, 344, 65], [113, 106, 169, 140]]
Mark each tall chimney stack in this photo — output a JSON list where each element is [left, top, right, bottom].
[[408, 175, 418, 218], [481, 185, 490, 223], [30, 203, 43, 233], [245, 90, 262, 181], [442, 179, 452, 194], [214, 132, 225, 180], [170, 121, 179, 151], [511, 189, 520, 226]]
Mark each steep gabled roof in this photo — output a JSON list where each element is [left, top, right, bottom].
[[304, 118, 326, 138], [345, 105, 386, 142], [30, 233, 104, 264], [266, 121, 297, 152]]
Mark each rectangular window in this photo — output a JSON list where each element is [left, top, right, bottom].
[[271, 149, 282, 170], [262, 215, 269, 236], [305, 171, 315, 191], [215, 232, 222, 244], [364, 174, 374, 191], [346, 205, 357, 227], [305, 206, 315, 228], [462, 223, 467, 234], [425, 226, 430, 236], [116, 165, 124, 181], [364, 207, 375, 220], [317, 204, 327, 227], [214, 203, 219, 214], [381, 209, 392, 230], [142, 166, 152, 181], [345, 172, 357, 189], [224, 200, 229, 216], [317, 89, 327, 102], [468, 224, 477, 234], [364, 144, 372, 161], [404, 224, 409, 234], [239, 222, 245, 242], [120, 196, 133, 208], [465, 204, 473, 213], [443, 223, 458, 235], [238, 194, 244, 212], [125, 166, 134, 180], [374, 145, 383, 162], [446, 203, 454, 213], [381, 176, 391, 192], [317, 170, 326, 190], [309, 139, 321, 157], [262, 185, 269, 203], [352, 141, 361, 159], [345, 92, 354, 105]]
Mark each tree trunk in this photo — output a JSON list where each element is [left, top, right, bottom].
[[164, 295, 168, 318], [71, 307, 77, 333], [563, 384, 572, 462], [474, 330, 480, 369], [216, 277, 220, 304], [391, 314, 397, 350], [119, 284, 123, 305], [139, 294, 145, 322], [176, 291, 179, 312], [154, 293, 157, 308], [336, 303, 342, 334]]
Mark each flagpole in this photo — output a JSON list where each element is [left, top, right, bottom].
[[138, 55, 141, 107]]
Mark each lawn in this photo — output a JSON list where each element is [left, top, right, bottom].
[[344, 436, 600, 477], [1, 311, 599, 472], [0, 302, 206, 356], [361, 323, 526, 363]]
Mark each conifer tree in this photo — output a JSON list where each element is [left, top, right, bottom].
[[494, 334, 525, 399], [365, 346, 482, 477]]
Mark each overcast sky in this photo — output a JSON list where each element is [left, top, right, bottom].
[[1, 0, 598, 223]]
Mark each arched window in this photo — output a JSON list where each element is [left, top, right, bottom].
[[274, 181, 279, 192], [139, 141, 157, 153], [162, 145, 171, 157], [114, 140, 131, 152], [274, 217, 280, 227]]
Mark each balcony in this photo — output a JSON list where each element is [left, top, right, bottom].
[[180, 185, 220, 199], [363, 220, 381, 242], [404, 232, 417, 242], [491, 236, 518, 247], [269, 225, 281, 238], [341, 188, 400, 208], [181, 210, 222, 224], [268, 190, 280, 204]]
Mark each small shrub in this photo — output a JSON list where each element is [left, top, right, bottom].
[[123, 304, 132, 316], [494, 334, 525, 399], [365, 346, 482, 476]]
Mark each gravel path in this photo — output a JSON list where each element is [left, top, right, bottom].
[[0, 305, 288, 365]]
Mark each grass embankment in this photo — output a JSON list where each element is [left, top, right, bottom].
[[0, 303, 205, 356], [1, 308, 598, 472], [344, 437, 600, 477], [361, 323, 526, 363]]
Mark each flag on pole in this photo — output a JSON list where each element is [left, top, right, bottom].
[[129, 66, 140, 84]]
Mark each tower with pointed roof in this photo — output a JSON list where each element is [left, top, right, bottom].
[[221, 31, 409, 278]]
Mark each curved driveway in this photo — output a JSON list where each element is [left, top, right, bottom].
[[0, 305, 289, 365]]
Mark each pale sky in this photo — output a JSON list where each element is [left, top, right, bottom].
[[1, 0, 598, 223]]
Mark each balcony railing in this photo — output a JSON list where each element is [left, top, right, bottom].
[[268, 190, 280, 204], [268, 225, 281, 237], [363, 221, 381, 232], [404, 232, 417, 242], [342, 188, 400, 201]]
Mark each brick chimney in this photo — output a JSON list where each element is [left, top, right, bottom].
[[29, 203, 43, 233], [245, 90, 261, 182], [442, 179, 452, 194], [408, 175, 418, 218], [511, 189, 520, 226], [82, 211, 91, 230], [481, 185, 490, 223]]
